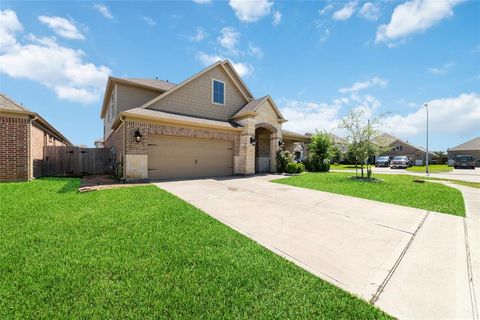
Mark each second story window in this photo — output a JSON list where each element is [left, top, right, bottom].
[[212, 79, 225, 105]]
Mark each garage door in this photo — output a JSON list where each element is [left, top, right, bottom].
[[148, 135, 233, 180]]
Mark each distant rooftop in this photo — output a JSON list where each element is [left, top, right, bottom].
[[449, 137, 480, 151]]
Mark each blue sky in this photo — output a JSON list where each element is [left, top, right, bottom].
[[0, 0, 479, 150]]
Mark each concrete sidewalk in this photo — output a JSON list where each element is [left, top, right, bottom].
[[154, 175, 478, 319]]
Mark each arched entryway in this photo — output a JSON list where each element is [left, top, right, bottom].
[[255, 123, 277, 173]]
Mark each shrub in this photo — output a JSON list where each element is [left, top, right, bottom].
[[303, 156, 330, 172], [286, 162, 305, 174], [276, 150, 293, 173]]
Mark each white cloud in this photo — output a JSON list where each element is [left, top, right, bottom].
[[189, 27, 208, 42], [319, 4, 334, 15], [339, 77, 388, 94], [54, 86, 98, 104], [140, 16, 156, 26], [427, 62, 454, 75], [38, 16, 84, 40], [376, 0, 461, 44], [272, 11, 282, 26], [320, 28, 331, 43], [217, 27, 240, 52], [248, 43, 263, 58], [196, 52, 253, 78], [193, 0, 211, 3], [280, 99, 342, 134], [93, 3, 113, 20], [358, 2, 381, 21], [383, 93, 480, 138], [0, 10, 111, 104], [279, 91, 383, 135], [332, 1, 357, 21], [0, 10, 23, 50], [229, 0, 273, 22]]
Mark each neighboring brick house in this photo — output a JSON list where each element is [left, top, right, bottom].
[[0, 94, 72, 181], [448, 137, 480, 167], [374, 133, 438, 165], [101, 60, 309, 181]]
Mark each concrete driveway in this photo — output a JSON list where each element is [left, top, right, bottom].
[[154, 175, 478, 319]]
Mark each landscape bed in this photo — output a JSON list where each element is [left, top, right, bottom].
[[0, 178, 390, 319], [275, 172, 465, 216]]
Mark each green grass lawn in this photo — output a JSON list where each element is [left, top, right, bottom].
[[406, 164, 453, 173], [275, 172, 465, 216], [330, 164, 362, 170], [0, 178, 390, 319]]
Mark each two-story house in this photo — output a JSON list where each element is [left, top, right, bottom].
[[100, 60, 309, 180]]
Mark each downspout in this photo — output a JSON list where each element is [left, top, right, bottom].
[[29, 115, 38, 180], [117, 115, 126, 180]]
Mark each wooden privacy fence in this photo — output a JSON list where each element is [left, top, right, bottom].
[[43, 146, 113, 177]]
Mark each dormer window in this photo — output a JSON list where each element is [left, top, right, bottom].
[[212, 79, 225, 105]]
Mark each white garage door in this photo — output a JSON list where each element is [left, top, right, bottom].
[[148, 135, 233, 180]]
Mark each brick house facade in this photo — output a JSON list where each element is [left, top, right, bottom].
[[0, 94, 72, 182]]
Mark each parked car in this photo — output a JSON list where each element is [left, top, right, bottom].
[[454, 155, 476, 169], [375, 156, 392, 167], [390, 156, 411, 169]]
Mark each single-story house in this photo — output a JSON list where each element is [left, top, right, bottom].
[[447, 137, 480, 167], [374, 133, 438, 165], [101, 60, 310, 181], [0, 93, 72, 181]]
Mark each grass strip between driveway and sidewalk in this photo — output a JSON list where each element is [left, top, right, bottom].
[[0, 178, 390, 319], [274, 172, 465, 216]]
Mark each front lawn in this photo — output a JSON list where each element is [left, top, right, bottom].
[[275, 172, 465, 216], [0, 178, 389, 319], [406, 164, 453, 173], [330, 164, 362, 170]]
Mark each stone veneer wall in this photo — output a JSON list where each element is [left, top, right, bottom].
[[124, 120, 240, 156], [0, 115, 30, 181]]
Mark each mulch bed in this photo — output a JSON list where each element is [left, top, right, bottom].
[[78, 175, 148, 193]]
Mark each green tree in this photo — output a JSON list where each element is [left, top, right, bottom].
[[307, 131, 333, 172], [338, 109, 386, 178]]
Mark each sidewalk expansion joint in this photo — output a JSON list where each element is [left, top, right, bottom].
[[369, 211, 430, 305], [464, 218, 479, 320]]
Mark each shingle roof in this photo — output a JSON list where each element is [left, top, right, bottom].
[[231, 96, 269, 118], [374, 132, 398, 146], [450, 137, 480, 151], [0, 93, 33, 114], [121, 108, 242, 130], [117, 78, 176, 91], [0, 93, 72, 145], [282, 129, 310, 141]]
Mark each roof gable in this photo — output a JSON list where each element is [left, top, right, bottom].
[[139, 60, 254, 111], [144, 62, 252, 121], [231, 95, 285, 121]]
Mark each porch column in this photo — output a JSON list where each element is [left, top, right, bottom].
[[270, 130, 282, 173], [235, 120, 255, 175]]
